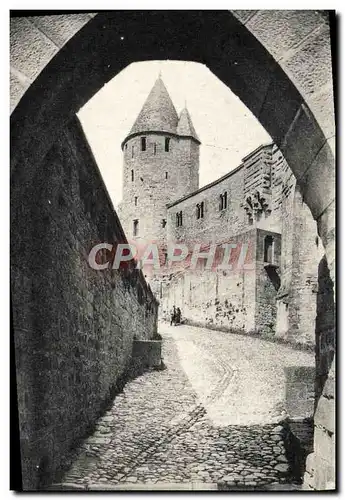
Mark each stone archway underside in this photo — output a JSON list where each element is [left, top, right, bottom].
[[10, 11, 335, 279]]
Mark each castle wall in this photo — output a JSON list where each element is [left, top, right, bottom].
[[120, 132, 199, 245], [276, 174, 322, 347], [303, 255, 335, 490], [160, 230, 257, 332], [161, 228, 284, 335], [166, 143, 287, 246], [164, 144, 320, 347], [167, 163, 247, 245], [288, 189, 323, 345], [11, 116, 158, 490]]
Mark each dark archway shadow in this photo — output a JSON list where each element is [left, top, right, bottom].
[[11, 11, 327, 179], [315, 255, 335, 407]]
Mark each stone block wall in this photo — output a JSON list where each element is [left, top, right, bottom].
[[315, 255, 335, 404], [303, 254, 335, 490], [160, 230, 256, 332], [165, 228, 286, 336], [284, 366, 315, 420], [289, 188, 322, 344], [167, 163, 246, 246], [132, 339, 162, 370], [275, 174, 321, 347], [11, 116, 158, 490], [255, 229, 281, 335], [281, 365, 315, 483], [161, 268, 257, 333], [303, 364, 335, 490]]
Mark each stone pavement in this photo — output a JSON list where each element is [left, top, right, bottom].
[[60, 324, 314, 490], [167, 324, 314, 426]]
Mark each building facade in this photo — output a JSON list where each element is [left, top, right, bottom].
[[118, 76, 323, 347]]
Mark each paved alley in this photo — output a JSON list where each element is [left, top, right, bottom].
[[60, 324, 314, 490]]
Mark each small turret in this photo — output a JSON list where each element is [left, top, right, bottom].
[[177, 107, 200, 143]]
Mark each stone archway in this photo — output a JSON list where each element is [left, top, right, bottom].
[[10, 11, 335, 490], [10, 11, 335, 277]]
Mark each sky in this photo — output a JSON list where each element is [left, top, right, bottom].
[[78, 60, 271, 208]]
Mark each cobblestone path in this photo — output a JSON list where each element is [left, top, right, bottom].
[[61, 324, 314, 490]]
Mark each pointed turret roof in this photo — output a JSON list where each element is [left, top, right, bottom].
[[177, 107, 200, 143], [128, 76, 178, 136]]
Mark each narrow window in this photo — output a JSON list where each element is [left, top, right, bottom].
[[176, 211, 183, 227], [125, 144, 128, 150], [196, 204, 200, 219], [162, 219, 167, 228], [165, 172, 168, 180], [153, 143, 157, 155], [200, 201, 204, 218], [131, 169, 134, 182], [141, 137, 146, 151], [165, 137, 170, 152], [219, 192, 227, 211], [131, 145, 134, 158], [134, 196, 138, 206], [133, 219, 139, 236], [264, 235, 274, 263]]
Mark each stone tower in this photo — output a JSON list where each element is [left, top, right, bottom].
[[120, 76, 200, 246]]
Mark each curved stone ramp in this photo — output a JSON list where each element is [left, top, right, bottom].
[[165, 324, 314, 426], [58, 330, 309, 489]]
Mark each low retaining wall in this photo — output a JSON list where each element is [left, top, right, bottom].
[[284, 366, 315, 418], [132, 340, 162, 371], [284, 366, 315, 484]]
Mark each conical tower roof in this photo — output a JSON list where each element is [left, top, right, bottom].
[[177, 107, 200, 143], [128, 76, 178, 137]]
